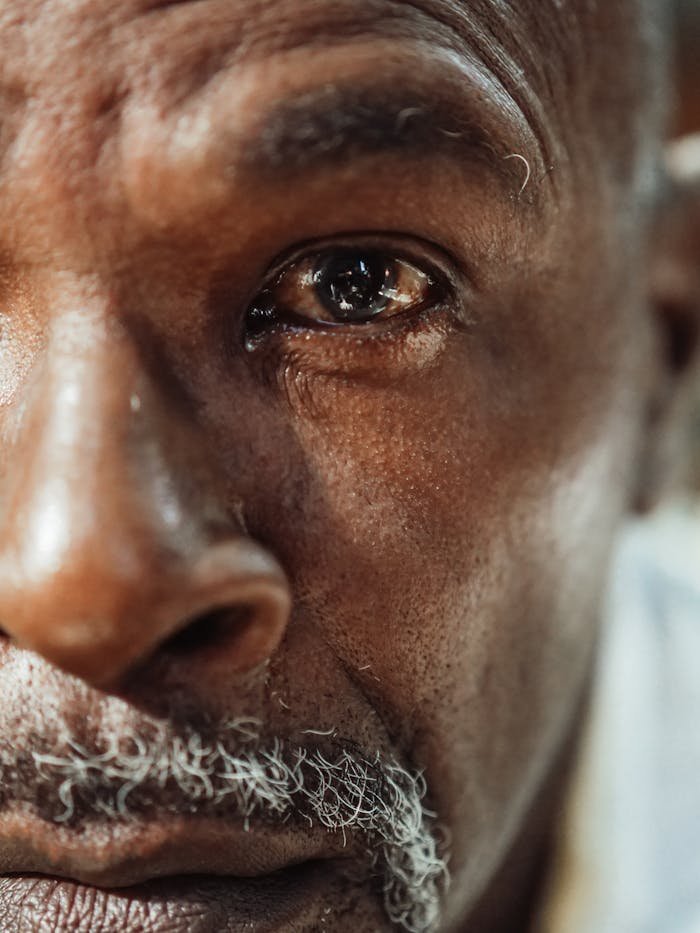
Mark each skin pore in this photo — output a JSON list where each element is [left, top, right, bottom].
[[0, 1, 697, 931]]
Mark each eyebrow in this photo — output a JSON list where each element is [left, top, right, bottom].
[[239, 82, 541, 199]]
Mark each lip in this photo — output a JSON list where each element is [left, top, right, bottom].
[[0, 812, 362, 930], [0, 863, 343, 933], [0, 810, 349, 886]]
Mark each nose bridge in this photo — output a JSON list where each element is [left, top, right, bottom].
[[0, 298, 291, 686], [14, 308, 180, 573], [0, 307, 191, 641]]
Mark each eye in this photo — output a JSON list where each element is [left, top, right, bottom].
[[245, 247, 441, 341]]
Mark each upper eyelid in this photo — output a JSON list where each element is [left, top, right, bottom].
[[269, 251, 439, 309], [275, 255, 434, 307], [274, 252, 429, 286], [260, 237, 457, 296]]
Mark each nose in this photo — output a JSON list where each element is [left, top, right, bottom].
[[0, 314, 291, 688]]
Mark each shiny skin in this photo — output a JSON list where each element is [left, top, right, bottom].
[[0, 1, 697, 931]]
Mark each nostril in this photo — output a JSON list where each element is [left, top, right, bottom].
[[0, 542, 290, 684], [161, 606, 253, 658]]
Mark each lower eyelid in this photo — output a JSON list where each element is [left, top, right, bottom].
[[258, 297, 461, 355], [260, 306, 462, 397]]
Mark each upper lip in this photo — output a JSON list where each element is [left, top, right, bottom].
[[0, 811, 346, 887], [0, 656, 377, 891]]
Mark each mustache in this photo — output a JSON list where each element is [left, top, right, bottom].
[[0, 714, 448, 933]]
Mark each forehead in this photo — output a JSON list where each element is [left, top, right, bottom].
[[0, 0, 650, 268], [0, 1, 642, 177], [0, 0, 625, 99]]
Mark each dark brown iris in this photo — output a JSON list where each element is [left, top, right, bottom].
[[312, 251, 397, 322]]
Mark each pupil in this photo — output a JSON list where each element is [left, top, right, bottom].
[[314, 252, 396, 322]]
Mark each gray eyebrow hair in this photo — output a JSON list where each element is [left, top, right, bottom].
[[240, 82, 539, 198]]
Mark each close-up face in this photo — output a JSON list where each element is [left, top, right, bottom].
[[0, 1, 679, 931]]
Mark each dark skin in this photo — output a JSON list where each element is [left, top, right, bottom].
[[0, 1, 698, 930]]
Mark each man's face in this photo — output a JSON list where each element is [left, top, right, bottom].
[[0, 1, 660, 930]]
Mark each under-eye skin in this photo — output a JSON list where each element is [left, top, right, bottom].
[[243, 241, 450, 348]]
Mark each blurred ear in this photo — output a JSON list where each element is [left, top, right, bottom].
[[635, 134, 700, 512]]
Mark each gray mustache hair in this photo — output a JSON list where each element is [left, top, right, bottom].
[[0, 717, 448, 933]]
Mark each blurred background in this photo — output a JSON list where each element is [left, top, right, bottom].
[[672, 0, 700, 491], [674, 0, 700, 138]]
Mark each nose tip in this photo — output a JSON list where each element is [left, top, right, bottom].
[[0, 534, 292, 688]]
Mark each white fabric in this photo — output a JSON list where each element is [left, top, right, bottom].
[[541, 502, 700, 933]]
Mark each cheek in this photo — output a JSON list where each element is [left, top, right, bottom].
[[243, 316, 642, 899], [258, 316, 634, 673]]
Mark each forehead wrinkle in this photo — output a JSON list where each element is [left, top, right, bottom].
[[389, 0, 666, 193], [0, 0, 628, 234], [0, 1, 563, 170], [105, 5, 557, 214], [116, 0, 566, 159], [379, 0, 574, 169]]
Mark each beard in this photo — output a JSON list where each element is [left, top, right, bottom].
[[0, 707, 448, 933]]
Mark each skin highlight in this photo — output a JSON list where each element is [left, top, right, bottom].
[[0, 1, 697, 931]]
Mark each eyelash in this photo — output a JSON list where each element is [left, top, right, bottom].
[[241, 238, 455, 349]]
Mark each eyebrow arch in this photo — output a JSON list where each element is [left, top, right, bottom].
[[240, 82, 541, 199]]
